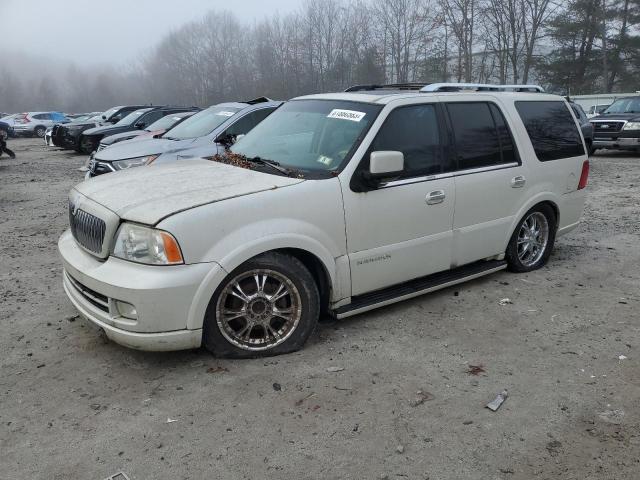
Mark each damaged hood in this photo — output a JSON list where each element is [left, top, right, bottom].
[[73, 159, 304, 225]]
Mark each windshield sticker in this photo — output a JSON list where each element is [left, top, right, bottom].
[[327, 109, 366, 122], [216, 111, 236, 117], [317, 155, 333, 166]]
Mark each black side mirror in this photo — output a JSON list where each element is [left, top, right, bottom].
[[134, 122, 145, 129]]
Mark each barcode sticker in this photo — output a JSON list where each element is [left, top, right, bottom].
[[327, 109, 366, 122]]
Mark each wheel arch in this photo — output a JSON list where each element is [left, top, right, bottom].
[[504, 194, 560, 251], [187, 238, 341, 330]]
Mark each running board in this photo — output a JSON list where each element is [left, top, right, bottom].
[[335, 260, 507, 319]]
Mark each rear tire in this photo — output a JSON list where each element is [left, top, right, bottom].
[[79, 136, 95, 154], [203, 252, 319, 358], [506, 204, 557, 273]]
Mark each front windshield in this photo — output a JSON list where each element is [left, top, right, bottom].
[[231, 100, 382, 171], [164, 106, 242, 140], [147, 113, 190, 131], [115, 108, 152, 126], [603, 98, 640, 114]]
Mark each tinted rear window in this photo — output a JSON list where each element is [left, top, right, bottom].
[[447, 102, 516, 170], [515, 101, 584, 161]]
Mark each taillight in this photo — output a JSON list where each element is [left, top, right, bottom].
[[578, 160, 589, 190]]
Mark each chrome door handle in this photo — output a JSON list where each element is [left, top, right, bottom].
[[511, 175, 526, 188], [426, 190, 446, 205]]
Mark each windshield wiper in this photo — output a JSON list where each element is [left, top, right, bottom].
[[246, 156, 298, 177]]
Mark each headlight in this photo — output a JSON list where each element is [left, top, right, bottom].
[[623, 122, 640, 130], [112, 223, 184, 265], [112, 155, 159, 170]]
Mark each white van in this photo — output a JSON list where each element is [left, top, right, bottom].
[[59, 83, 589, 357]]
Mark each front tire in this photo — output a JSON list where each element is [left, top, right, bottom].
[[203, 252, 319, 358], [34, 126, 46, 138], [506, 204, 557, 273]]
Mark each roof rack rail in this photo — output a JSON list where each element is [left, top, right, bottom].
[[344, 83, 428, 92], [420, 83, 544, 93]]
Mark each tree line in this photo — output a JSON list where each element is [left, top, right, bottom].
[[0, 0, 638, 114]]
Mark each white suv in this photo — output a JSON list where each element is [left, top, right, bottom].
[[58, 83, 589, 357]]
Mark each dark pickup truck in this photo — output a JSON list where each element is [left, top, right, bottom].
[[590, 96, 640, 153]]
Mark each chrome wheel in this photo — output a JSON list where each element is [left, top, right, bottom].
[[216, 269, 302, 352], [517, 212, 549, 267]]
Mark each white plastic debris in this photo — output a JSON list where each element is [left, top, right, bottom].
[[618, 355, 628, 361], [486, 390, 508, 411], [498, 298, 512, 306], [166, 418, 178, 423], [327, 366, 345, 372]]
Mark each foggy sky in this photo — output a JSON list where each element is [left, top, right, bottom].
[[0, 0, 299, 65]]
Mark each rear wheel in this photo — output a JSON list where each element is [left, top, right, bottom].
[[203, 252, 319, 358], [34, 126, 46, 138], [506, 205, 557, 273]]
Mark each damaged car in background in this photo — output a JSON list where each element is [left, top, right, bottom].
[[51, 105, 148, 151], [78, 105, 199, 155], [86, 97, 280, 177], [97, 110, 198, 150]]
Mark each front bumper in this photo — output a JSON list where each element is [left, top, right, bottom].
[[593, 134, 640, 150], [59, 229, 215, 351]]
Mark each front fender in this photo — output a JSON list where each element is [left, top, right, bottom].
[[185, 233, 344, 331]]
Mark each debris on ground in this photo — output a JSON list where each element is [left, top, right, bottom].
[[498, 298, 513, 306], [486, 390, 508, 411], [166, 418, 178, 423], [272, 382, 282, 391], [409, 390, 434, 407], [326, 366, 345, 372], [294, 392, 316, 407], [206, 366, 228, 374], [618, 355, 628, 361], [598, 409, 625, 425], [467, 364, 486, 376], [395, 444, 405, 454], [546, 440, 562, 456]]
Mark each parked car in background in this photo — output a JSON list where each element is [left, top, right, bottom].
[[590, 96, 640, 153], [46, 113, 102, 146], [53, 106, 147, 151], [0, 120, 13, 139], [60, 83, 589, 356], [12, 112, 69, 138], [569, 102, 594, 154], [88, 98, 280, 177], [586, 104, 610, 118], [97, 110, 198, 151], [78, 106, 197, 155]]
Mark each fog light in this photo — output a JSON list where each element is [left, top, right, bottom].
[[115, 300, 138, 320]]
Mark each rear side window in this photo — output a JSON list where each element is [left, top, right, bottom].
[[446, 102, 516, 170], [367, 104, 448, 176], [515, 101, 584, 161]]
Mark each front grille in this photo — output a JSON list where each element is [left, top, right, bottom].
[[69, 202, 106, 254], [592, 121, 625, 133], [67, 273, 109, 312]]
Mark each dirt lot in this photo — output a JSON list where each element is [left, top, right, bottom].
[[1, 137, 639, 480]]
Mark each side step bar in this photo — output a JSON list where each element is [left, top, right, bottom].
[[334, 260, 507, 319]]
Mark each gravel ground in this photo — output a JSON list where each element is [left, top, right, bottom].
[[1, 137, 639, 480]]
